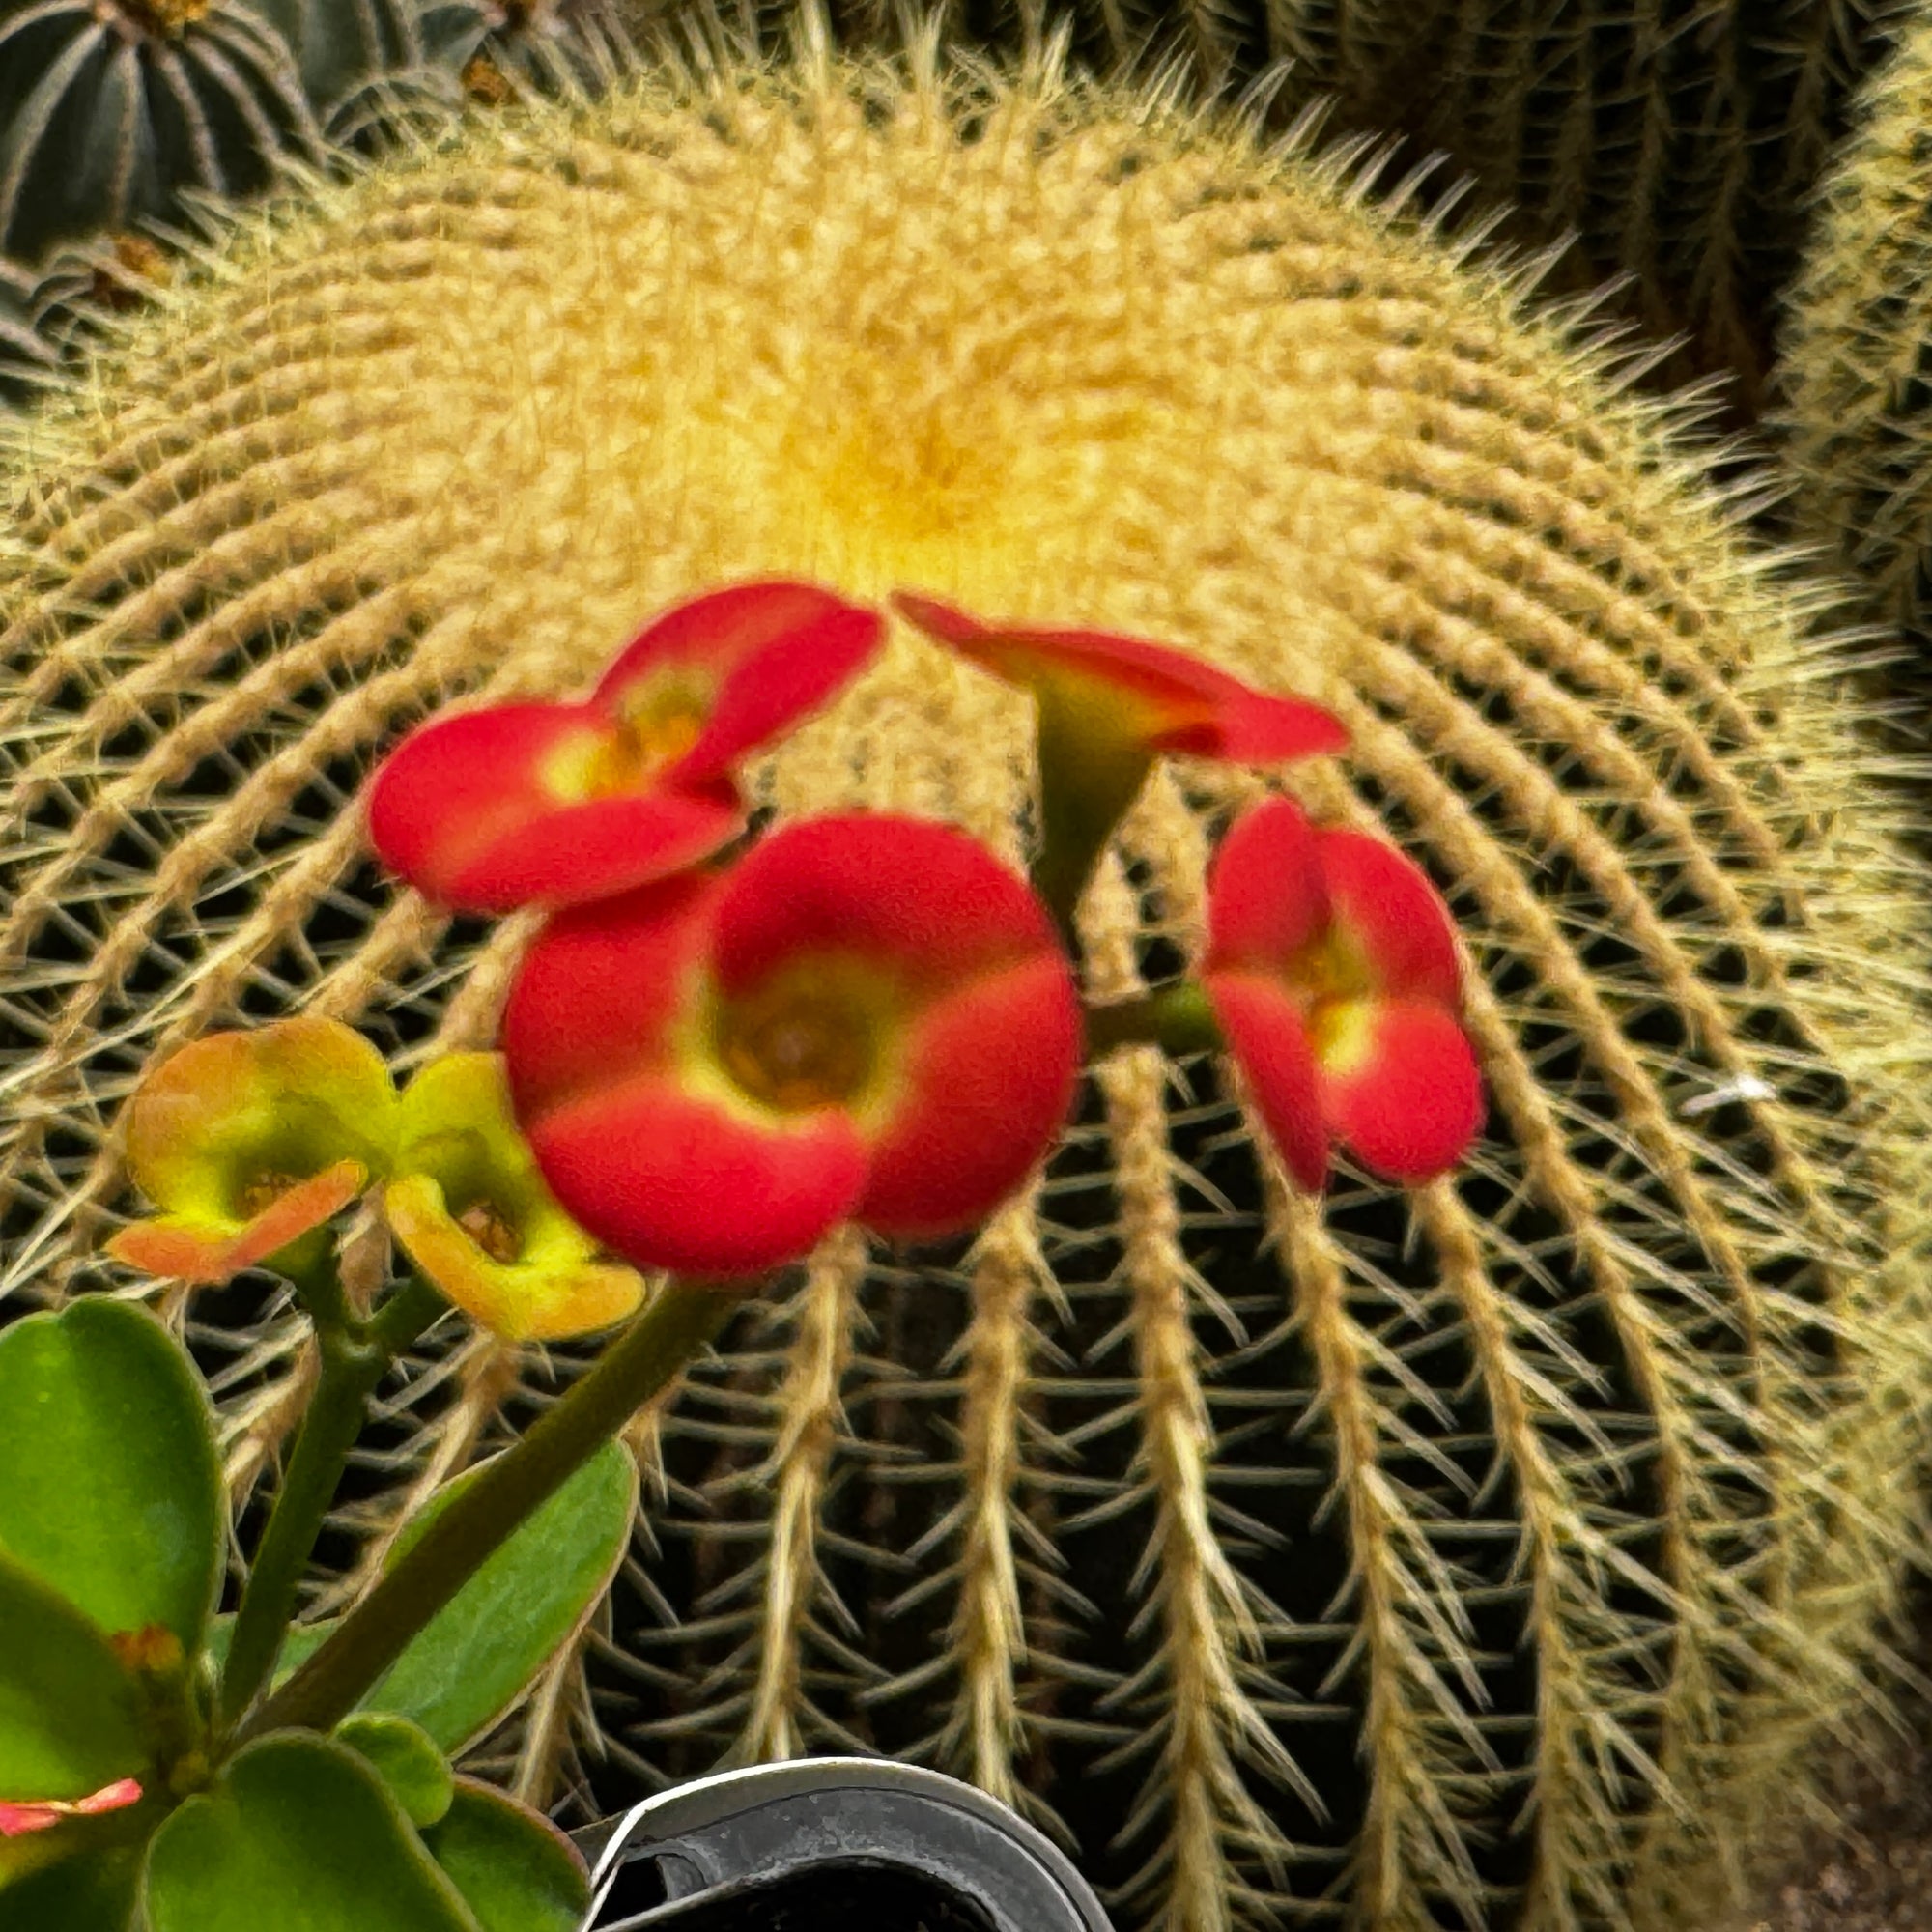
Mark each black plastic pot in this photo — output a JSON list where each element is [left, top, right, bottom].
[[575, 1758, 1113, 1932]]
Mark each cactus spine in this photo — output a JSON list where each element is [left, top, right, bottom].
[[2, 50, 1929, 1932]]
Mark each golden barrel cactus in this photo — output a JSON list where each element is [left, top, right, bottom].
[[614, 0, 1905, 417], [2, 48, 1930, 1932], [1777, 3, 1932, 675]]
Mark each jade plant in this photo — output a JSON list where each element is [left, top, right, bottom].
[[0, 579, 1481, 1923]]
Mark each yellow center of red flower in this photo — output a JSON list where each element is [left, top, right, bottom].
[[573, 704, 706, 799], [538, 672, 716, 805], [716, 985, 877, 1114], [1288, 925, 1381, 1071]]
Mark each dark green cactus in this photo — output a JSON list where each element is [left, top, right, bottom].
[[0, 255, 68, 405], [0, 0, 327, 264], [239, 0, 447, 145]]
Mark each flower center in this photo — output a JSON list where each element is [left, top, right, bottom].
[[1290, 927, 1381, 1071], [457, 1199, 523, 1264], [717, 991, 875, 1113], [576, 683, 711, 799], [236, 1169, 301, 1217]]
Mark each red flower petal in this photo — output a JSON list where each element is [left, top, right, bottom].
[[893, 591, 1348, 763], [1315, 829, 1463, 1006], [1316, 999, 1484, 1182], [1200, 968, 1328, 1192], [596, 582, 884, 784], [524, 1076, 867, 1280], [711, 813, 1059, 1003], [1202, 795, 1330, 974], [857, 953, 1082, 1237], [367, 703, 742, 913], [502, 870, 722, 1126]]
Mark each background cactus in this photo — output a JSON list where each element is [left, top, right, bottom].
[[2, 50, 1930, 1932], [1776, 6, 1932, 684], [0, 253, 74, 405], [239, 0, 446, 145], [0, 0, 327, 264]]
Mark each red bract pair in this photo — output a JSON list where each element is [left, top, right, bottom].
[[503, 814, 1083, 1279], [1202, 797, 1483, 1191], [368, 582, 883, 913]]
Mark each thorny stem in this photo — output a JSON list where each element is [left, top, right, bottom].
[[239, 1279, 732, 1744], [217, 1270, 446, 1732]]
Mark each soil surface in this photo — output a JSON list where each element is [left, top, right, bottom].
[[1734, 1647, 1932, 1932]]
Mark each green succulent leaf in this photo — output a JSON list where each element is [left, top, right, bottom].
[[0, 1297, 222, 1650], [421, 1779, 589, 1932], [143, 1733, 482, 1932], [0, 1845, 139, 1928], [335, 1712, 454, 1829], [363, 1438, 637, 1752], [0, 1552, 145, 1804]]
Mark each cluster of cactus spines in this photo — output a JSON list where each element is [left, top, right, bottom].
[[0, 0, 330, 264], [0, 254, 77, 405], [649, 0, 1904, 419], [3, 46, 1931, 1932], [1776, 6, 1932, 673]]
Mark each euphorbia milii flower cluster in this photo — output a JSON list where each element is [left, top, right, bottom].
[[118, 577, 1486, 1315]]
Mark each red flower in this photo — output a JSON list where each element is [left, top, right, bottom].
[[1201, 797, 1482, 1190], [893, 591, 1348, 764], [502, 814, 1083, 1278], [368, 582, 883, 913], [893, 592, 1346, 921]]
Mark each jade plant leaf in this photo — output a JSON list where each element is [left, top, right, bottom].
[[0, 1297, 221, 1649], [0, 1552, 144, 1803], [336, 1712, 454, 1829], [364, 1439, 637, 1752], [0, 1845, 139, 1928], [421, 1779, 590, 1932], [143, 1733, 483, 1932]]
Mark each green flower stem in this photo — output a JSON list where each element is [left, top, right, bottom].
[[239, 1279, 733, 1745], [217, 1326, 386, 1732], [217, 1272, 448, 1733], [366, 1270, 451, 1357], [1083, 980, 1224, 1060], [287, 1247, 356, 1334], [1031, 746, 1149, 950]]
